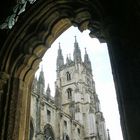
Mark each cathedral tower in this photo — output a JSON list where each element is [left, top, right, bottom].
[[55, 37, 108, 140], [31, 36, 110, 140]]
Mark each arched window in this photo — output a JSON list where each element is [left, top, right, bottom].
[[66, 72, 71, 81], [63, 133, 70, 140], [67, 88, 72, 99], [44, 124, 55, 140], [66, 135, 69, 140], [29, 120, 34, 140]]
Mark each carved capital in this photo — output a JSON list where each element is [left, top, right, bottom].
[[88, 20, 106, 43]]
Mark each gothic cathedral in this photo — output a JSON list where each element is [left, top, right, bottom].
[[30, 37, 110, 140]]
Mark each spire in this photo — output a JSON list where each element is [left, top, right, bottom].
[[74, 35, 77, 43], [38, 65, 45, 86], [57, 42, 64, 71], [84, 48, 92, 71], [66, 54, 72, 65], [107, 129, 111, 140], [73, 36, 82, 63], [37, 65, 45, 94], [46, 84, 51, 99], [84, 48, 89, 61]]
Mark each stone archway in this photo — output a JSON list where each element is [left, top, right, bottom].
[[63, 133, 70, 140], [0, 1, 105, 140], [0, 1, 140, 140]]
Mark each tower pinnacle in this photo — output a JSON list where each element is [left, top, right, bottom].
[[84, 48, 92, 71], [38, 65, 45, 85], [46, 84, 51, 99], [38, 65, 45, 94], [73, 36, 82, 63], [59, 42, 61, 49], [57, 42, 64, 71], [74, 35, 77, 43]]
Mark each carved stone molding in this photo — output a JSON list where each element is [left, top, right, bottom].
[[88, 20, 106, 43]]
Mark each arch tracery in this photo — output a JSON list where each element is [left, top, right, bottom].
[[44, 124, 55, 140]]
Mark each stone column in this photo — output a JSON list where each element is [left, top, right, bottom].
[[106, 22, 140, 140], [0, 72, 9, 140], [0, 75, 32, 140]]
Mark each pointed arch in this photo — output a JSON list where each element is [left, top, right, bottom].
[[44, 124, 55, 140], [66, 135, 70, 140], [63, 133, 70, 140], [67, 88, 72, 99], [66, 71, 71, 81]]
